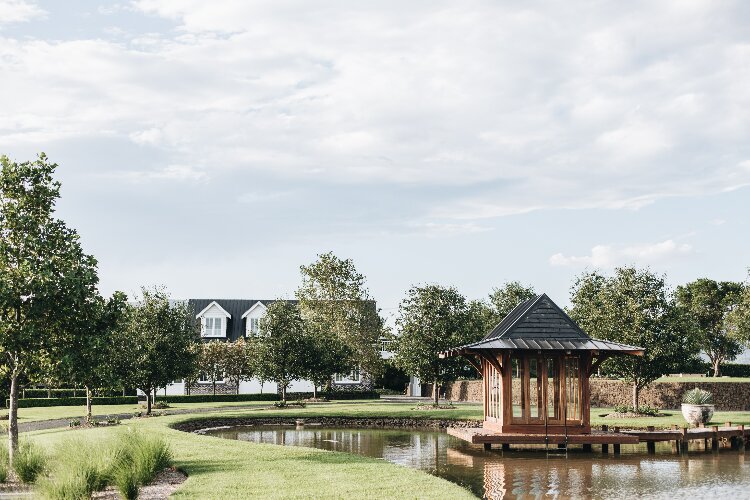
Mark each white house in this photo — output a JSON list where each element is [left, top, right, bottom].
[[159, 298, 383, 396]]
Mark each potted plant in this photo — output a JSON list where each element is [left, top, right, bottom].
[[681, 388, 714, 427]]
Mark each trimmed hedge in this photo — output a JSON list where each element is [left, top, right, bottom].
[[157, 391, 380, 404], [7, 396, 139, 408], [7, 390, 380, 408], [22, 388, 134, 399], [721, 363, 750, 378]]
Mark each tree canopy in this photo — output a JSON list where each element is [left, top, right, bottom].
[[675, 278, 745, 376], [296, 252, 383, 387], [0, 153, 101, 460], [393, 285, 483, 405], [120, 287, 199, 414], [568, 267, 695, 409], [254, 301, 311, 401]]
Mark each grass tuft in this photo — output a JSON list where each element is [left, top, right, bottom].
[[13, 440, 47, 483], [38, 437, 116, 499], [110, 431, 173, 500], [0, 444, 8, 483]]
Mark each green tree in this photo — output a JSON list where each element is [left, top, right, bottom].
[[199, 341, 228, 396], [224, 338, 254, 395], [58, 291, 129, 421], [569, 267, 695, 410], [254, 301, 310, 402], [296, 252, 384, 388], [488, 281, 536, 319], [120, 288, 199, 414], [0, 153, 100, 462], [675, 278, 745, 377], [726, 273, 750, 351], [393, 285, 482, 406]]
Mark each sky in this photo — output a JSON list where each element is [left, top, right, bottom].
[[1, 0, 749, 325]]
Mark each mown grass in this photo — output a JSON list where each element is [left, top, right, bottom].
[[655, 376, 750, 383], [26, 409, 476, 500], [591, 407, 750, 429]]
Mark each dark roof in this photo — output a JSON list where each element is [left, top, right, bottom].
[[442, 293, 643, 356], [188, 299, 295, 342]]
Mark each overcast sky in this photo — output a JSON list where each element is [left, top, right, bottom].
[[1, 0, 749, 322]]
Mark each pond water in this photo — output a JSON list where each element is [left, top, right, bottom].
[[203, 425, 750, 499]]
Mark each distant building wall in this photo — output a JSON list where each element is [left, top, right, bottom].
[[441, 378, 750, 411]]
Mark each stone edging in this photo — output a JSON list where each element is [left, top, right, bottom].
[[172, 416, 482, 433]]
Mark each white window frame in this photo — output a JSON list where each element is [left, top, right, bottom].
[[198, 373, 225, 384], [203, 316, 225, 337], [335, 367, 361, 384], [249, 317, 260, 336]]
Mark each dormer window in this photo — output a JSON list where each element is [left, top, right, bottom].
[[204, 317, 224, 337], [249, 318, 260, 335]]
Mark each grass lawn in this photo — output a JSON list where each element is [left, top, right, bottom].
[[25, 408, 476, 499], [591, 407, 750, 429], [655, 376, 750, 383]]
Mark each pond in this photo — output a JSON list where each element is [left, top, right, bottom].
[[202, 425, 750, 499]]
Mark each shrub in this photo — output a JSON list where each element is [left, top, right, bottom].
[[68, 419, 80, 428], [13, 441, 47, 483], [683, 388, 712, 405], [612, 404, 660, 416]]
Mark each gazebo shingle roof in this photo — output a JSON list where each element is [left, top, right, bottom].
[[441, 293, 643, 357]]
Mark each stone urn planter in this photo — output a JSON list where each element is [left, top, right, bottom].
[[681, 403, 714, 427]]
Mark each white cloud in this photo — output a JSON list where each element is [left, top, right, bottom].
[[0, 1, 749, 221], [112, 164, 208, 182], [549, 239, 694, 268], [0, 0, 45, 25]]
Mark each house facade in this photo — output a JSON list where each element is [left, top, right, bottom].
[[160, 298, 379, 396]]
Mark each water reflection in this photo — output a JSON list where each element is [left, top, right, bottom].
[[205, 426, 750, 499]]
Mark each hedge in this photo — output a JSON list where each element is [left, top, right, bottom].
[[22, 388, 135, 399], [7, 390, 380, 408], [157, 391, 380, 403], [7, 396, 139, 408], [721, 363, 750, 378]]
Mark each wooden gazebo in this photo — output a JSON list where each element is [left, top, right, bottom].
[[441, 294, 643, 436]]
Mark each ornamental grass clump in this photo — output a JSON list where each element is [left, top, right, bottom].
[[13, 441, 47, 483], [38, 437, 115, 500], [682, 388, 712, 405], [0, 445, 8, 483], [110, 431, 173, 500]]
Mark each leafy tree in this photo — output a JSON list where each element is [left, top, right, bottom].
[[0, 154, 100, 462], [254, 301, 310, 402], [568, 267, 695, 410], [297, 252, 384, 389], [675, 278, 745, 377], [726, 273, 750, 351], [199, 341, 227, 396], [57, 291, 129, 421], [393, 285, 482, 405], [120, 288, 199, 414], [224, 338, 254, 394], [488, 281, 537, 319]]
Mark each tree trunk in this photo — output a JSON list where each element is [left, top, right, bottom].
[[313, 384, 317, 399], [713, 359, 721, 377], [122, 387, 126, 397], [145, 389, 152, 415], [85, 386, 93, 422], [236, 380, 240, 395], [632, 383, 640, 411], [47, 387, 51, 398], [433, 379, 439, 406], [212, 380, 216, 396], [281, 384, 287, 403], [8, 372, 19, 467]]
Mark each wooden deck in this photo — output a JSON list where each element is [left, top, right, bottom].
[[447, 427, 638, 445], [448, 423, 750, 454]]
